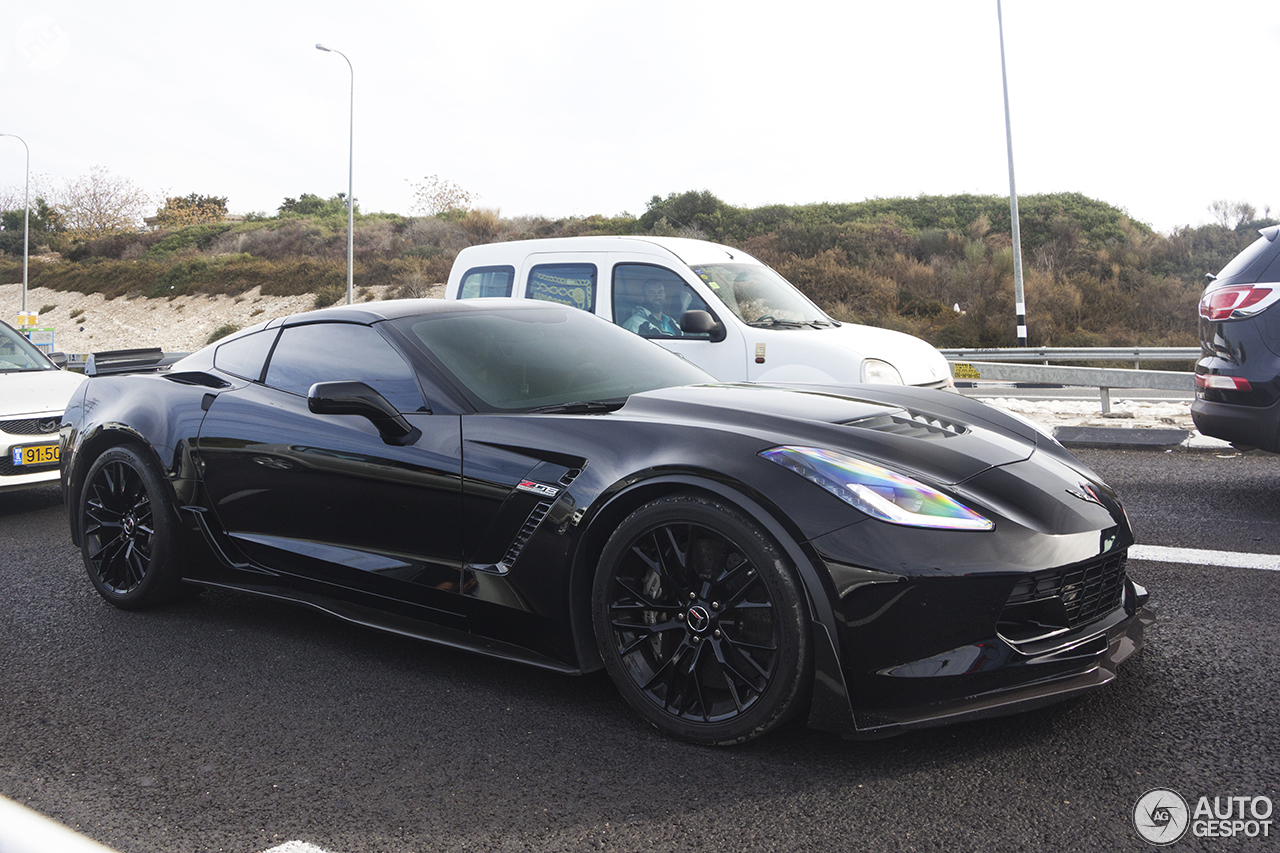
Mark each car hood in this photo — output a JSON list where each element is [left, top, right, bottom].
[[821, 323, 951, 386], [0, 369, 86, 418], [619, 382, 1042, 487]]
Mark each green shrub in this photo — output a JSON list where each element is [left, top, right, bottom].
[[143, 223, 234, 257], [206, 323, 240, 345], [313, 283, 345, 308]]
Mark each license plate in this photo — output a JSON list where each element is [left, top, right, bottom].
[[12, 443, 59, 466]]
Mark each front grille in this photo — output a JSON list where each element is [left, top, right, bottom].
[[844, 411, 966, 439], [0, 457, 58, 476], [1060, 554, 1128, 625], [1005, 552, 1128, 630], [1, 416, 63, 436]]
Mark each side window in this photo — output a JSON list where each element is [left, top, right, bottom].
[[213, 328, 279, 381], [264, 323, 427, 413], [458, 265, 515, 298], [612, 263, 712, 339], [526, 263, 596, 312]]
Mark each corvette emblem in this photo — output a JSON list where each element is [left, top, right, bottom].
[[1065, 481, 1103, 505]]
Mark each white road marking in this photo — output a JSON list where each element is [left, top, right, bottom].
[[261, 843, 335, 853], [1130, 544, 1280, 571]]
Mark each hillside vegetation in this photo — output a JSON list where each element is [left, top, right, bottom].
[[2, 190, 1272, 349]]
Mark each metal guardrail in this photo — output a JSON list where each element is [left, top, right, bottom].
[[939, 346, 1199, 367], [942, 347, 1199, 413]]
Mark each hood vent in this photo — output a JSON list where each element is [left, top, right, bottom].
[[843, 411, 967, 440]]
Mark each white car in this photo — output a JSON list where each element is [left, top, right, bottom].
[[1, 321, 84, 493], [445, 236, 953, 390]]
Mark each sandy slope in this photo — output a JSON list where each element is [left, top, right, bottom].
[[1, 281, 422, 355]]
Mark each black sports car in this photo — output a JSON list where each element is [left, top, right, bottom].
[[61, 298, 1152, 745]]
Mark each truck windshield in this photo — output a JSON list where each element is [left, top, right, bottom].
[[0, 323, 56, 373], [688, 262, 833, 326]]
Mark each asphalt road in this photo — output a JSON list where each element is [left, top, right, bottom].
[[1, 448, 1277, 853]]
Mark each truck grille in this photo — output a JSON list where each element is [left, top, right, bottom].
[[1, 416, 63, 436]]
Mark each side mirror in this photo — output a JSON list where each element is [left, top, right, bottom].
[[679, 310, 726, 343], [48, 352, 69, 369], [308, 380, 421, 446]]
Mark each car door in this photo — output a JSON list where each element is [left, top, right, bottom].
[[195, 320, 465, 623]]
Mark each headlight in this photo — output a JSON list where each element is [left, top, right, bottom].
[[760, 445, 993, 530], [861, 358, 903, 384]]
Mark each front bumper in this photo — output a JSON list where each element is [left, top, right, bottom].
[[844, 593, 1153, 737], [1, 423, 63, 493]]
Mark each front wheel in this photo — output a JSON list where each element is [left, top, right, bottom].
[[592, 494, 811, 745], [80, 445, 189, 609]]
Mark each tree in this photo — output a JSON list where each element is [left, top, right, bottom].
[[408, 175, 474, 216], [153, 193, 228, 228], [639, 190, 735, 238], [1208, 199, 1257, 231], [0, 197, 64, 254], [277, 192, 356, 218], [53, 166, 152, 237]]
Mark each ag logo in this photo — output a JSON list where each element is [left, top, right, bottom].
[[1134, 788, 1189, 845]]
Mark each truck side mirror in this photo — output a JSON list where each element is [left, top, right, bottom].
[[679, 310, 726, 343]]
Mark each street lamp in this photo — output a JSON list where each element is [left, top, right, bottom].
[[315, 43, 354, 305], [0, 133, 30, 318], [996, 0, 1027, 346]]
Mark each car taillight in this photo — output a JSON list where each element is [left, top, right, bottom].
[[1195, 374, 1253, 392], [1199, 284, 1280, 320]]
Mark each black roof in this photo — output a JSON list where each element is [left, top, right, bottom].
[[277, 297, 550, 326]]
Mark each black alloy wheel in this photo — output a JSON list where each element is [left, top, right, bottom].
[[80, 445, 187, 609], [593, 494, 810, 745]]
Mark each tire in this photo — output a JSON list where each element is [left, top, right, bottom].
[[592, 494, 811, 745], [79, 445, 189, 609]]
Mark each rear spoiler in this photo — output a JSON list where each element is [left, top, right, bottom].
[[84, 348, 188, 377]]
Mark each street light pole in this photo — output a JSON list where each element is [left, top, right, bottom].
[[315, 43, 354, 305], [996, 0, 1027, 346], [0, 133, 30, 318]]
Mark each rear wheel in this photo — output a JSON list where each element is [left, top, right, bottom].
[[592, 494, 810, 745], [80, 445, 189, 609]]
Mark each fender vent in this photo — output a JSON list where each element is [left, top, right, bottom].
[[498, 501, 553, 572], [498, 468, 579, 572], [843, 412, 966, 439]]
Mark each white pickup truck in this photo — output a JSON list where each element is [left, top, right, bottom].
[[444, 235, 953, 390]]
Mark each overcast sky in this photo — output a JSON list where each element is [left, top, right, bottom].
[[2, 1, 1277, 234]]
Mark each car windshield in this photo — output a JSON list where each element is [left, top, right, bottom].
[[689, 262, 832, 326], [390, 304, 713, 412], [0, 323, 55, 373]]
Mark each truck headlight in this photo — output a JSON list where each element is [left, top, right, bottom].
[[861, 358, 904, 384]]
